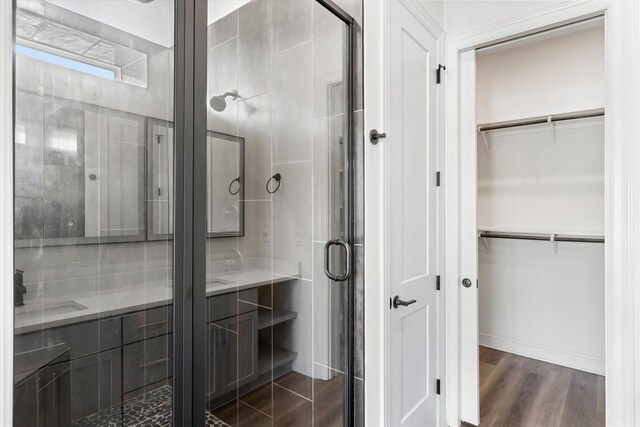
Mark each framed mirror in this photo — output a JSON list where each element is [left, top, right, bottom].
[[147, 118, 244, 240], [14, 91, 146, 248]]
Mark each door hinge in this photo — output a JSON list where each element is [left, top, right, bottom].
[[477, 279, 479, 288], [436, 275, 441, 291], [436, 171, 441, 187], [389, 297, 392, 310], [436, 379, 441, 395], [436, 64, 447, 84]]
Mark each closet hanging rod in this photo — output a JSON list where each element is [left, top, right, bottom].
[[478, 231, 604, 244], [477, 108, 604, 132]]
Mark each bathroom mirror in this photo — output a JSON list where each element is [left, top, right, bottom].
[[14, 91, 146, 248], [147, 119, 244, 240]]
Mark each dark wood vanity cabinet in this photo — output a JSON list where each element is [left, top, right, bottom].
[[123, 333, 173, 393], [207, 310, 259, 400], [14, 346, 71, 427], [70, 349, 122, 420], [15, 291, 264, 421]]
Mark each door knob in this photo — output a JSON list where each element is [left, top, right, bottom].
[[392, 295, 416, 309], [462, 278, 472, 288], [369, 129, 387, 144]]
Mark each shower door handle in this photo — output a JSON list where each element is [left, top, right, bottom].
[[324, 239, 351, 281]]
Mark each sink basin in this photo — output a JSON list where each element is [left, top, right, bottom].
[[208, 277, 232, 285], [15, 300, 88, 319]]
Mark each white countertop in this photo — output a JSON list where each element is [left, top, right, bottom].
[[15, 257, 300, 335]]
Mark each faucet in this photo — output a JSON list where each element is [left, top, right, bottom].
[[14, 269, 26, 307], [224, 249, 244, 272]]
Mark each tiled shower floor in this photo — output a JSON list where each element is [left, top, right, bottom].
[[72, 385, 230, 427]]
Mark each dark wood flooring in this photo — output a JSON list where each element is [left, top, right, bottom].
[[213, 371, 344, 427], [466, 346, 605, 427]]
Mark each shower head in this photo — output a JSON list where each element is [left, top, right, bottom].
[[209, 90, 239, 112]]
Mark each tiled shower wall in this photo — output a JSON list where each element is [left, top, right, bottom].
[[14, 0, 364, 423], [205, 0, 365, 422]]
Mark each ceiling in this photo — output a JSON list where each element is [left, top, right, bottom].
[[46, 0, 251, 47]]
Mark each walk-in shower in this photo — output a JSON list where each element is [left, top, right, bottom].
[[12, 0, 363, 426]]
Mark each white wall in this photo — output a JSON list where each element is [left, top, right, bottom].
[[444, 0, 567, 36], [476, 24, 604, 123], [476, 22, 605, 374], [478, 239, 605, 374], [477, 117, 604, 234]]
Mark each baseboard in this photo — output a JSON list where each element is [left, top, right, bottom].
[[479, 333, 605, 376]]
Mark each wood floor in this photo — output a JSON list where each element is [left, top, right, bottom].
[[213, 371, 344, 427], [468, 346, 605, 427]]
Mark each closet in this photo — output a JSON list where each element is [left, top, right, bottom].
[[474, 17, 605, 423]]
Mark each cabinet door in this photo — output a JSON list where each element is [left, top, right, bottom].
[[40, 360, 71, 427], [207, 324, 222, 398], [122, 333, 172, 393], [69, 349, 122, 421], [219, 311, 259, 394], [13, 375, 38, 427]]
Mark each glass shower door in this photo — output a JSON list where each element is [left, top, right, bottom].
[[13, 1, 175, 425], [203, 0, 354, 425]]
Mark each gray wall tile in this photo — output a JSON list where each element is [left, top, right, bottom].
[[209, 10, 238, 48], [238, 0, 272, 98], [272, 42, 313, 164], [238, 92, 272, 201], [272, 0, 312, 54]]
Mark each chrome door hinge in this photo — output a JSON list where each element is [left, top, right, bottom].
[[436, 64, 447, 84], [436, 379, 441, 395], [436, 275, 441, 291], [436, 171, 441, 187]]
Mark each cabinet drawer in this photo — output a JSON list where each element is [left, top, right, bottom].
[[122, 305, 172, 345], [208, 289, 258, 323], [123, 334, 172, 393], [15, 317, 121, 360]]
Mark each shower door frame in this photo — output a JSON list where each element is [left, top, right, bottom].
[[172, 1, 357, 426]]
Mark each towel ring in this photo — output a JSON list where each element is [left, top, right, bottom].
[[228, 177, 241, 195], [266, 173, 281, 194]]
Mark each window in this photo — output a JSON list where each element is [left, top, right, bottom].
[[16, 44, 116, 80]]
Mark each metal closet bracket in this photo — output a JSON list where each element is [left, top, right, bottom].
[[478, 230, 490, 250], [548, 116, 557, 144], [478, 126, 489, 154], [550, 233, 558, 254]]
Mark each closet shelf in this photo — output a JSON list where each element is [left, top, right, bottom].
[[477, 108, 604, 132], [478, 230, 604, 244]]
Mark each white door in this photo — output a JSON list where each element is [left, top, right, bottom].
[[388, 2, 439, 425], [459, 49, 480, 426]]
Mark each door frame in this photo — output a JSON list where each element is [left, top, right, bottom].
[[0, 0, 13, 424], [364, 1, 445, 425], [443, 1, 640, 426]]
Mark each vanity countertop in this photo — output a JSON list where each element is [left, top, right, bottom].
[[15, 258, 300, 335]]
